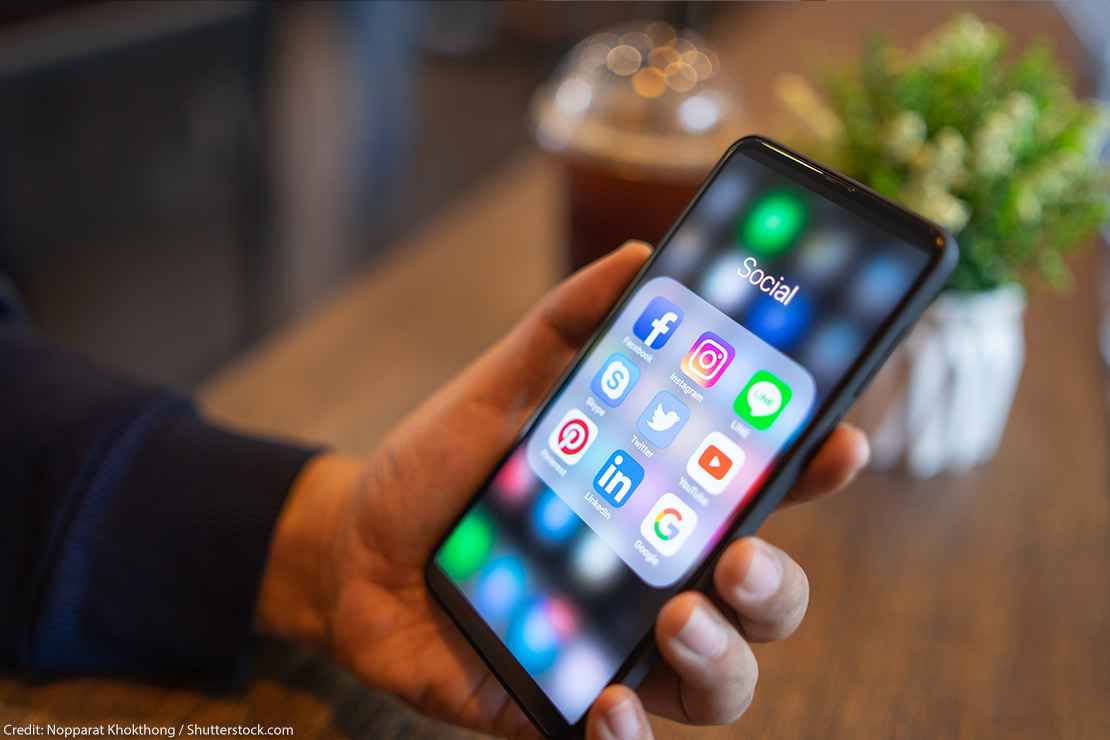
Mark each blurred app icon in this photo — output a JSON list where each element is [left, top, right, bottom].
[[590, 352, 640, 407], [531, 488, 580, 544], [734, 370, 792, 430], [686, 432, 745, 494], [640, 493, 698, 556], [475, 555, 528, 624], [744, 291, 812, 350], [701, 253, 757, 313], [739, 190, 806, 255], [547, 408, 598, 465], [492, 448, 535, 505], [507, 597, 575, 674], [571, 532, 622, 589], [635, 390, 690, 448], [852, 253, 910, 317], [658, 225, 706, 274], [795, 227, 854, 285], [633, 296, 684, 349], [681, 331, 734, 387], [550, 642, 611, 723], [801, 320, 862, 384], [436, 509, 494, 581]]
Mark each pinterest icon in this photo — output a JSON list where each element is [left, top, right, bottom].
[[547, 408, 598, 465]]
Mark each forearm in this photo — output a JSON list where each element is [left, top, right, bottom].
[[1, 326, 316, 677]]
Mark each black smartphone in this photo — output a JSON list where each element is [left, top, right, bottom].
[[425, 135, 957, 737]]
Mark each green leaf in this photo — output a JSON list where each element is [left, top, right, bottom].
[[786, 13, 1110, 292]]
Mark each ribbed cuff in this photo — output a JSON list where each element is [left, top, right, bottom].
[[30, 400, 317, 681]]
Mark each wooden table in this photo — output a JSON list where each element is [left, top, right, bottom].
[[4, 5, 1108, 739]]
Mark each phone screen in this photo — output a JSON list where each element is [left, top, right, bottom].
[[433, 143, 936, 723]]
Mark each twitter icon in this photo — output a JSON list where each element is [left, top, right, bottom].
[[635, 390, 690, 449]]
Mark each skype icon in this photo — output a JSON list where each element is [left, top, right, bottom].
[[590, 352, 640, 408]]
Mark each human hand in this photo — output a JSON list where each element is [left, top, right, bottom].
[[257, 242, 870, 739]]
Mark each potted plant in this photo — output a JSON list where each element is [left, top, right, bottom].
[[782, 14, 1110, 477]]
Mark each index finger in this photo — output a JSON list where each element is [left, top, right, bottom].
[[781, 423, 870, 506]]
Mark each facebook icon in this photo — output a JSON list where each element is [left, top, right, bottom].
[[633, 296, 684, 350]]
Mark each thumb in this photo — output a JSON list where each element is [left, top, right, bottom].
[[476, 241, 651, 411], [586, 686, 655, 740], [537, 241, 652, 352]]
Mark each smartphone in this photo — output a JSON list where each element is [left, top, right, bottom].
[[425, 135, 957, 737]]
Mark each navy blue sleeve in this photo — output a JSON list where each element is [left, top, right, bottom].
[[0, 287, 316, 680]]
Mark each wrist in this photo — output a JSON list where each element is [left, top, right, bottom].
[[255, 452, 365, 647]]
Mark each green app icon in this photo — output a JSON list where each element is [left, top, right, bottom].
[[739, 190, 806, 255], [734, 370, 792, 430], [436, 509, 494, 581]]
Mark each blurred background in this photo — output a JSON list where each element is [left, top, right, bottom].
[[1, 2, 1106, 385], [1, 1, 721, 386], [1, 2, 1108, 738]]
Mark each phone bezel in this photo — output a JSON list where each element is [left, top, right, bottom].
[[425, 135, 958, 738]]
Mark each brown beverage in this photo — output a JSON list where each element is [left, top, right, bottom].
[[563, 156, 705, 272], [532, 22, 742, 274]]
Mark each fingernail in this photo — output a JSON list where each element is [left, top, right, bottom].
[[855, 433, 872, 469], [675, 606, 728, 660], [737, 543, 782, 601], [603, 697, 643, 740]]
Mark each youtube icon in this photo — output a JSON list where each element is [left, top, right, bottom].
[[687, 432, 745, 494], [697, 445, 733, 481]]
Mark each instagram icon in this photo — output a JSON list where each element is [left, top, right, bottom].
[[682, 332, 735, 387]]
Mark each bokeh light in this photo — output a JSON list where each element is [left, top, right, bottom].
[[606, 44, 642, 76]]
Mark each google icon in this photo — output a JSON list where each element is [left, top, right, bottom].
[[640, 493, 698, 557], [654, 507, 684, 540]]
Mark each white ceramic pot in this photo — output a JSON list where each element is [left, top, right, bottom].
[[853, 284, 1026, 478]]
